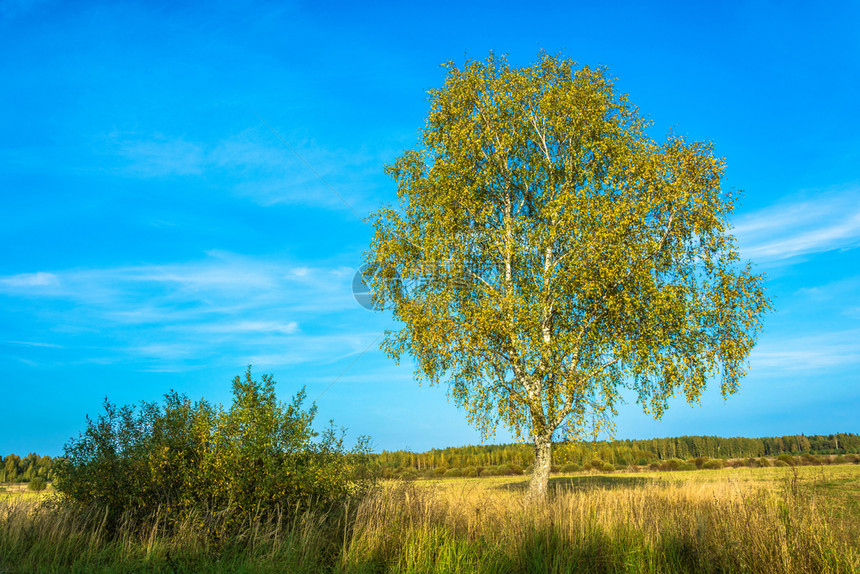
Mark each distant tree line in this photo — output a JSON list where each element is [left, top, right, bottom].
[[372, 433, 860, 473], [1, 453, 54, 483], [5, 432, 858, 485]]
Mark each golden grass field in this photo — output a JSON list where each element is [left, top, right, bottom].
[[1, 464, 859, 573]]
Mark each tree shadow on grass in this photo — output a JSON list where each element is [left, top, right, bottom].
[[490, 474, 655, 493]]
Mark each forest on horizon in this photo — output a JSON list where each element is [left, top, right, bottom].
[[5, 432, 857, 484]]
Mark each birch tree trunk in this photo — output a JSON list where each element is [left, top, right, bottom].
[[529, 434, 552, 499]]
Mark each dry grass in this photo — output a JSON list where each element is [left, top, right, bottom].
[[0, 482, 55, 501], [343, 466, 860, 573], [1, 465, 859, 573]]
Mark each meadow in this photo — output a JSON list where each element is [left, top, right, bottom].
[[1, 463, 858, 573]]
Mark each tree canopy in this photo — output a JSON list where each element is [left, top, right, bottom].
[[365, 53, 770, 498]]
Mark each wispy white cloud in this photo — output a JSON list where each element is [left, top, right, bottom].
[[749, 330, 860, 373], [105, 128, 385, 215], [190, 320, 300, 335], [239, 331, 383, 368], [1, 253, 351, 307], [0, 271, 59, 287], [4, 340, 64, 348], [131, 343, 198, 360], [0, 253, 379, 371], [793, 276, 860, 306], [733, 189, 860, 263]]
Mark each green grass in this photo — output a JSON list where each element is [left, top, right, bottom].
[[2, 465, 860, 573]]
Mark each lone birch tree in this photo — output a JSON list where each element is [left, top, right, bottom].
[[365, 54, 770, 499]]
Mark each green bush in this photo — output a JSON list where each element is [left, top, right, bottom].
[[434, 467, 447, 476], [27, 477, 47, 492], [777, 454, 796, 467], [479, 466, 496, 477], [703, 459, 725, 470], [801, 453, 821, 466], [444, 468, 462, 478], [601, 463, 615, 473], [560, 463, 581, 473], [509, 464, 524, 475], [463, 466, 477, 478], [55, 367, 373, 531], [678, 463, 697, 471], [661, 459, 683, 471], [692, 457, 708, 469], [773, 460, 788, 467], [496, 465, 514, 476], [759, 457, 771, 467]]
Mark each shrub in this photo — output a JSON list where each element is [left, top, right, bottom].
[[479, 466, 496, 477], [703, 459, 725, 470], [834, 455, 846, 465], [773, 460, 788, 467], [399, 469, 418, 481], [496, 465, 514, 476], [560, 463, 581, 473], [463, 466, 477, 478], [434, 467, 448, 476], [601, 463, 615, 473], [678, 463, 697, 471], [444, 468, 462, 478], [777, 454, 796, 467], [27, 477, 47, 492], [524, 465, 533, 474], [661, 459, 683, 471], [759, 457, 771, 467], [509, 464, 524, 475], [550, 465, 560, 474], [801, 453, 821, 466], [55, 367, 373, 531], [692, 457, 708, 469], [423, 469, 437, 479], [648, 462, 660, 471]]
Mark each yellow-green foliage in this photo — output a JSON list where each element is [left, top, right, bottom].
[[365, 53, 771, 497], [54, 367, 373, 532]]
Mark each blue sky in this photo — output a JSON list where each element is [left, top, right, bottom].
[[1, 0, 859, 456]]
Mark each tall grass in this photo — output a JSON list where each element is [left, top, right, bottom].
[[342, 475, 857, 574], [2, 469, 858, 573]]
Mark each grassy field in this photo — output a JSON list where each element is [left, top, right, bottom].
[[1, 464, 859, 573]]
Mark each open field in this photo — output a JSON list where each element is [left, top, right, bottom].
[[1, 464, 859, 573], [0, 483, 55, 502]]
